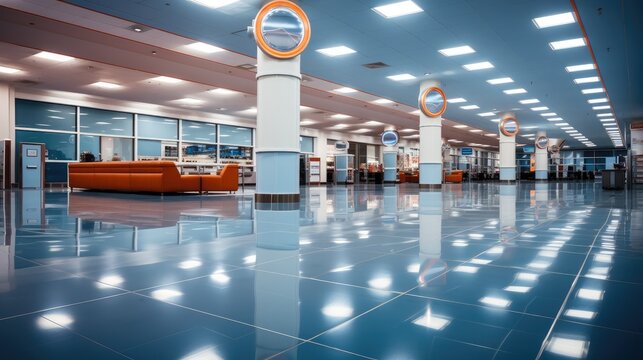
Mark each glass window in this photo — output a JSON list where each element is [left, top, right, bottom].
[[45, 163, 69, 183], [137, 140, 178, 161], [138, 114, 178, 140], [219, 145, 253, 165], [80, 107, 133, 136], [219, 125, 252, 146], [182, 143, 217, 163], [182, 120, 216, 143], [100, 137, 133, 161], [15, 130, 76, 160], [300, 136, 314, 153], [80, 135, 100, 159], [15, 99, 76, 132]]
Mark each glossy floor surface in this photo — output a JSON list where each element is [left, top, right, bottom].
[[1, 182, 642, 359]]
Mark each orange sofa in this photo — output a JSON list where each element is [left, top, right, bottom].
[[201, 163, 238, 193], [68, 161, 238, 193], [399, 172, 419, 183], [444, 170, 464, 183]]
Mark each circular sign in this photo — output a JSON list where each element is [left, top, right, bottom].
[[535, 135, 549, 149], [381, 130, 399, 147], [419, 87, 447, 118], [499, 117, 520, 137], [254, 0, 311, 59]]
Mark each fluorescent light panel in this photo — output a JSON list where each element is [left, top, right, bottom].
[[334, 87, 358, 93], [447, 98, 467, 103], [34, 51, 75, 62], [463, 61, 494, 71], [533, 12, 576, 29], [549, 38, 586, 50], [185, 42, 225, 53], [504, 88, 527, 94], [438, 45, 475, 57], [460, 105, 479, 110], [91, 81, 122, 89], [582, 88, 604, 94], [487, 77, 513, 85], [387, 73, 416, 81], [592, 105, 611, 110], [574, 76, 600, 84], [531, 107, 549, 111], [189, 0, 239, 9], [372, 1, 424, 18], [566, 63, 595, 72], [151, 76, 183, 84], [0, 65, 21, 74], [478, 112, 495, 117], [316, 46, 356, 57], [520, 99, 540, 104]]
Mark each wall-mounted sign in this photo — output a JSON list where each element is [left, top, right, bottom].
[[461, 147, 473, 156], [381, 130, 399, 147], [535, 135, 549, 149], [499, 117, 520, 137], [254, 0, 311, 59], [419, 87, 447, 118], [523, 145, 535, 154], [334, 140, 349, 153]]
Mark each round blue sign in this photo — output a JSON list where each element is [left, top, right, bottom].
[[381, 131, 399, 147]]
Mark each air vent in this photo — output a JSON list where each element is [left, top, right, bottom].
[[362, 62, 389, 69], [236, 63, 257, 72]]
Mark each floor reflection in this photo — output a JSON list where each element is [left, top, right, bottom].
[[0, 183, 642, 359]]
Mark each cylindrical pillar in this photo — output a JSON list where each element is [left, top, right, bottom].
[[255, 50, 301, 203], [419, 80, 443, 188], [383, 146, 398, 183], [535, 131, 548, 180], [499, 113, 517, 182]]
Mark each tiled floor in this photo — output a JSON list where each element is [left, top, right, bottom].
[[0, 182, 642, 359]]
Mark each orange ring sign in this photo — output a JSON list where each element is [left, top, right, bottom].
[[499, 117, 520, 137], [254, 1, 311, 59], [419, 87, 447, 118]]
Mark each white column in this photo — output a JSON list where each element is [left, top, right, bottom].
[[418, 190, 443, 285], [499, 113, 516, 181], [255, 50, 301, 203], [419, 80, 443, 188], [0, 84, 15, 184], [535, 131, 548, 180], [383, 144, 398, 183]]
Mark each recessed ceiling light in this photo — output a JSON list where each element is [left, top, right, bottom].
[[549, 38, 586, 50], [387, 73, 416, 81], [490, 118, 501, 122], [364, 121, 383, 126], [331, 114, 351, 119], [150, 76, 183, 84], [574, 76, 600, 84], [541, 112, 557, 116], [582, 87, 604, 94], [592, 105, 611, 110], [34, 51, 75, 62], [460, 105, 480, 110], [185, 42, 225, 54], [561, 127, 574, 130], [0, 65, 22, 74], [504, 88, 527, 94], [453, 125, 468, 128], [533, 12, 576, 28], [189, 0, 239, 9], [334, 87, 358, 93], [463, 62, 494, 71], [485, 133, 497, 137], [487, 77, 514, 85], [597, 113, 613, 117], [399, 129, 417, 133], [478, 112, 495, 117], [566, 63, 595, 72], [447, 98, 467, 103], [372, 1, 423, 19], [438, 45, 475, 57], [90, 81, 122, 89], [209, 88, 237, 95], [300, 119, 317, 126], [547, 117, 563, 121], [531, 106, 549, 111], [469, 129, 483, 133], [600, 118, 615, 122], [555, 122, 569, 126], [329, 124, 349, 129], [179, 98, 205, 105], [519, 99, 540, 104], [316, 46, 356, 57], [372, 99, 394, 104], [352, 129, 370, 133], [587, 98, 608, 104], [409, 109, 421, 115]]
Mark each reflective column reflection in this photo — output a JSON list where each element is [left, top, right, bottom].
[[417, 190, 446, 286], [499, 184, 517, 243], [254, 203, 300, 359], [382, 185, 398, 223]]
